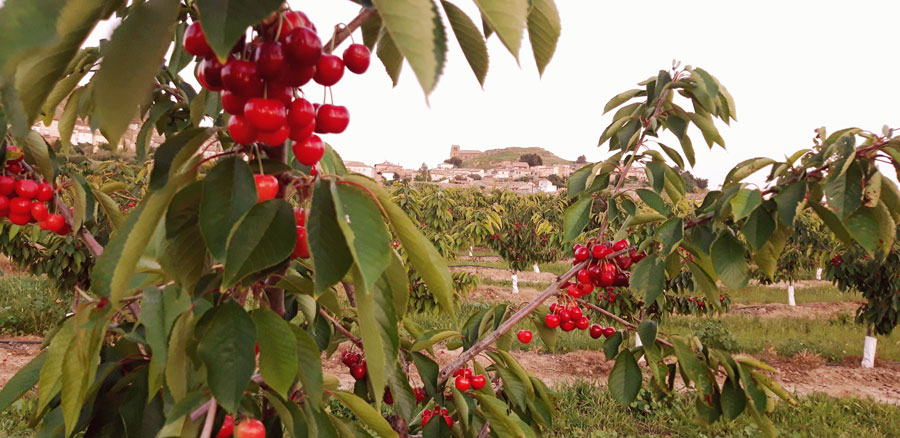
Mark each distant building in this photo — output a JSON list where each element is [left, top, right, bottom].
[[436, 162, 454, 170], [345, 161, 375, 179], [449, 145, 482, 161], [537, 179, 557, 193]]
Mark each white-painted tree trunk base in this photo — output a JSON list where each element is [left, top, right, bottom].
[[533, 264, 540, 273], [469, 246, 473, 257], [634, 332, 646, 364], [816, 267, 822, 280], [862, 336, 877, 368], [787, 285, 796, 306], [511, 273, 518, 294]]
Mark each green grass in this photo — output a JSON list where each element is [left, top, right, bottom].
[[728, 284, 860, 305], [0, 399, 38, 438], [0, 274, 69, 336], [477, 277, 551, 291], [551, 381, 900, 437]]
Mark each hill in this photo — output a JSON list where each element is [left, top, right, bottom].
[[459, 147, 575, 169]]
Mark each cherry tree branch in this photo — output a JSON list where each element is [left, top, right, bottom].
[[199, 397, 218, 438], [320, 308, 363, 348], [576, 298, 673, 348]]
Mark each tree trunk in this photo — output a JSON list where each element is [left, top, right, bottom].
[[787, 282, 796, 307], [862, 325, 877, 368]]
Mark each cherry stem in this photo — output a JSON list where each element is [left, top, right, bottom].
[[188, 150, 238, 173], [323, 9, 377, 55], [198, 397, 218, 438]]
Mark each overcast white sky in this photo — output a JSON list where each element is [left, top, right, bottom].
[[88, 1, 899, 188]]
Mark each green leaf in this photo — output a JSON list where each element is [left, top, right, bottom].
[[526, 0, 560, 76], [563, 196, 591, 242], [724, 157, 775, 185], [711, 232, 749, 289], [412, 330, 460, 352], [531, 306, 557, 353], [624, 212, 667, 228], [291, 325, 324, 408], [60, 312, 104, 436], [168, 22, 191, 73], [375, 28, 403, 86], [471, 392, 530, 438], [603, 89, 642, 114], [197, 300, 256, 413], [636, 189, 666, 215], [93, 0, 179, 146], [845, 202, 896, 254], [657, 142, 686, 169], [222, 199, 295, 288], [671, 337, 712, 396], [199, 157, 258, 262], [809, 202, 854, 247], [442, 0, 488, 85], [741, 206, 775, 251], [371, 0, 447, 95], [686, 111, 724, 148], [330, 183, 392, 288], [12, 0, 116, 125], [654, 217, 683, 256], [0, 0, 64, 69], [92, 188, 125, 231], [195, 0, 282, 60], [361, 12, 382, 50], [720, 378, 747, 420], [0, 351, 46, 412], [730, 189, 761, 221], [150, 127, 214, 191], [166, 311, 194, 401], [637, 320, 657, 348], [136, 100, 174, 161], [608, 350, 641, 404], [251, 309, 299, 399], [411, 352, 439, 399], [21, 130, 54, 182], [603, 330, 623, 361], [824, 161, 863, 219], [879, 178, 900, 223], [346, 175, 455, 315], [57, 86, 84, 151], [309, 180, 353, 293], [351, 264, 398, 408], [474, 0, 528, 61], [39, 62, 89, 126], [332, 391, 398, 438], [774, 180, 806, 226], [752, 223, 789, 281], [141, 288, 168, 398], [631, 255, 666, 306]]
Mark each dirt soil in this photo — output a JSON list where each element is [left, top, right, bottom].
[[450, 266, 557, 284], [731, 301, 864, 319], [0, 336, 42, 389], [466, 285, 544, 304]]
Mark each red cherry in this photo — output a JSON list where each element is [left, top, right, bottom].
[[630, 249, 647, 263], [414, 387, 425, 403], [288, 98, 315, 128], [581, 283, 594, 294], [8, 213, 30, 225], [443, 415, 453, 428], [254, 41, 286, 80], [244, 98, 286, 131], [199, 57, 224, 90], [384, 388, 394, 405], [30, 202, 48, 221], [616, 254, 632, 270], [544, 314, 560, 329], [9, 197, 31, 215], [422, 410, 432, 426], [15, 180, 38, 199], [561, 321, 576, 332], [601, 262, 617, 274], [576, 269, 591, 284], [463, 368, 473, 379], [228, 115, 257, 145], [265, 82, 293, 106], [614, 272, 629, 287], [289, 119, 316, 142], [600, 271, 615, 287], [270, 10, 316, 42], [221, 59, 263, 97], [278, 63, 315, 87], [0, 176, 14, 195], [254, 175, 279, 202], [45, 214, 65, 233], [216, 414, 234, 438], [5, 163, 22, 174], [350, 362, 367, 380], [183, 22, 213, 57], [255, 124, 290, 147], [471, 375, 486, 389], [284, 27, 322, 67], [589, 324, 603, 339], [516, 330, 532, 344], [0, 195, 7, 211], [591, 244, 609, 259], [587, 265, 602, 282], [576, 316, 590, 330], [222, 90, 248, 115], [293, 207, 306, 226], [315, 104, 350, 134], [557, 309, 571, 323], [313, 54, 344, 86], [569, 306, 583, 320], [549, 303, 558, 313], [603, 327, 616, 338], [234, 418, 265, 438], [35, 183, 53, 202], [613, 239, 628, 252], [342, 44, 371, 74], [293, 226, 310, 258], [341, 351, 361, 366], [566, 284, 581, 298], [608, 292, 616, 303], [573, 245, 589, 262], [455, 377, 471, 391], [292, 134, 324, 166]]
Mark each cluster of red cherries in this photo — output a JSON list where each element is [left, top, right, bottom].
[[451, 366, 489, 392], [340, 350, 367, 381], [215, 415, 264, 438], [421, 405, 454, 428], [830, 254, 843, 266], [544, 302, 617, 338], [0, 148, 69, 234], [185, 8, 369, 181]]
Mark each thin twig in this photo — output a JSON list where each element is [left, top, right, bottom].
[[320, 308, 363, 348], [191, 398, 216, 422], [199, 397, 217, 438], [576, 298, 673, 348]]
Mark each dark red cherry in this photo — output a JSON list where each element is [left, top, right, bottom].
[[342, 44, 371, 74], [283, 27, 322, 67], [183, 21, 213, 58], [254, 41, 286, 80], [221, 90, 248, 115], [221, 59, 263, 97], [315, 104, 349, 134], [313, 54, 344, 86], [228, 115, 257, 145]]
